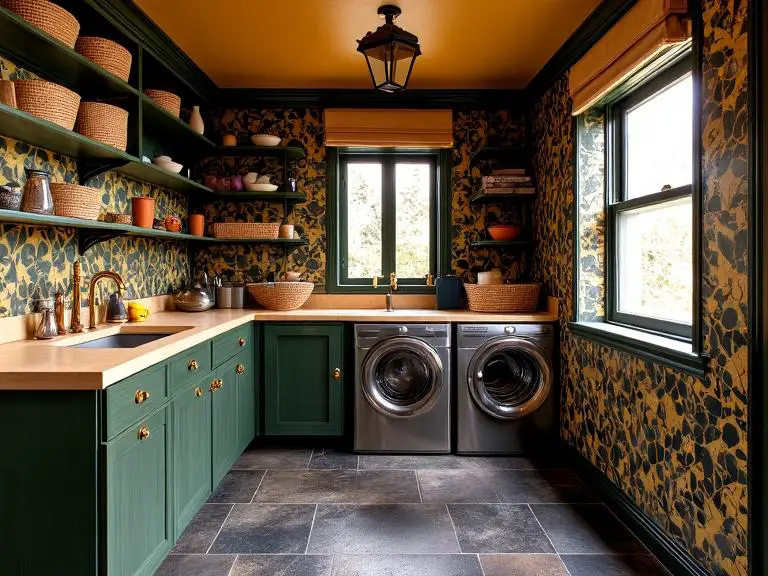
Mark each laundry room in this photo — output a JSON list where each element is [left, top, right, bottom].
[[0, 1, 757, 575]]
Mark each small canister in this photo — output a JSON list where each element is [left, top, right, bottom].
[[231, 283, 245, 309], [217, 284, 232, 308]]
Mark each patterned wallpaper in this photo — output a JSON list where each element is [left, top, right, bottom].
[[0, 56, 189, 318], [531, 1, 750, 575], [192, 108, 528, 287]]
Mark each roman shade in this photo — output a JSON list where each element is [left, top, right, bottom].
[[569, 0, 690, 115], [324, 108, 453, 148]]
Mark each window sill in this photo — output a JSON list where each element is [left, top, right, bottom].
[[569, 321, 709, 377], [326, 285, 436, 295]]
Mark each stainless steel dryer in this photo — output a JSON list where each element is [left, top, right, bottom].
[[457, 324, 556, 454], [355, 324, 451, 453]]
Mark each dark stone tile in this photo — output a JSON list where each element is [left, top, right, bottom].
[[480, 554, 569, 576], [208, 503, 316, 554], [209, 470, 266, 503], [155, 554, 236, 576], [309, 449, 359, 470], [561, 554, 671, 576], [492, 469, 600, 503], [231, 555, 333, 576], [359, 455, 535, 470], [531, 504, 646, 554], [253, 469, 420, 504], [307, 504, 460, 554], [418, 470, 500, 503], [447, 504, 554, 553], [172, 504, 233, 553], [232, 448, 313, 469], [331, 554, 484, 576]]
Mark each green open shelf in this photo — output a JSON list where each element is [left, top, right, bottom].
[[471, 240, 532, 249], [140, 94, 216, 160], [215, 145, 306, 160], [470, 192, 537, 204], [204, 191, 307, 204]]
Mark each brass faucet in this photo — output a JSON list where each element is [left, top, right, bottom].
[[88, 271, 127, 329], [389, 272, 398, 292]]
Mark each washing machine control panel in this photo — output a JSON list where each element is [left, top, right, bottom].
[[504, 326, 516, 335]]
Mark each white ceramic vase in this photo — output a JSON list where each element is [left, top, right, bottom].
[[189, 106, 204, 134]]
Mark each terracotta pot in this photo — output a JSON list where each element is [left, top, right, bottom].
[[188, 214, 205, 236], [164, 215, 181, 232], [222, 133, 237, 146], [279, 223, 294, 239], [131, 196, 155, 228]]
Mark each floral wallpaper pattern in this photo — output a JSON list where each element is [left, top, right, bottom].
[[531, 1, 750, 574]]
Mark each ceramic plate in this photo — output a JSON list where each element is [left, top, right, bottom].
[[246, 183, 279, 192]]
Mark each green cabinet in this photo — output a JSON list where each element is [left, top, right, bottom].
[[235, 349, 257, 453], [263, 323, 345, 435], [105, 407, 172, 576], [211, 355, 241, 486], [171, 376, 212, 537]]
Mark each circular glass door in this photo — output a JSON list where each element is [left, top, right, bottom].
[[468, 337, 551, 420], [362, 337, 443, 417]]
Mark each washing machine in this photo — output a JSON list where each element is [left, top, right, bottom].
[[457, 323, 556, 454], [355, 324, 451, 453]]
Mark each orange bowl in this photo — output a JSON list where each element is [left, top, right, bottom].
[[488, 225, 522, 241]]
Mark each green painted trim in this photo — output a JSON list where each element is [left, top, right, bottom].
[[437, 149, 453, 276], [215, 145, 306, 160]]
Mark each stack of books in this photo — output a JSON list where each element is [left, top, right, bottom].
[[480, 168, 535, 195]]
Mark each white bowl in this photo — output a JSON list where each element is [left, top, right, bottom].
[[153, 159, 183, 174], [243, 172, 259, 185], [251, 134, 281, 146], [245, 182, 278, 192]]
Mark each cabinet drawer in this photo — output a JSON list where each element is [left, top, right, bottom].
[[170, 341, 212, 395], [212, 323, 252, 367], [104, 362, 168, 440]]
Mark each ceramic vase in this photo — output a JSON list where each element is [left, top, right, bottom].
[[131, 196, 155, 228], [188, 214, 205, 236], [189, 106, 204, 134]]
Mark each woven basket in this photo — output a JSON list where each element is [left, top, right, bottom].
[[76, 101, 128, 151], [464, 283, 541, 313], [144, 89, 181, 118], [14, 80, 80, 129], [75, 37, 132, 82], [50, 183, 101, 220], [212, 222, 280, 240], [106, 212, 131, 224], [247, 282, 314, 311], [2, 0, 79, 47]]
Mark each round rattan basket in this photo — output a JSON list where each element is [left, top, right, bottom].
[[14, 80, 80, 129], [212, 222, 280, 240], [1, 0, 79, 47], [75, 37, 132, 82], [50, 183, 101, 220], [464, 283, 541, 313], [247, 282, 314, 311], [106, 212, 132, 225], [144, 89, 181, 118], [76, 101, 129, 151]]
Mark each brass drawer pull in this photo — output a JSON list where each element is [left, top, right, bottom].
[[209, 378, 223, 392], [238, 337, 246, 347], [134, 389, 150, 404], [236, 363, 245, 375], [137, 425, 150, 441], [188, 359, 199, 371], [332, 368, 342, 381], [194, 387, 204, 398]]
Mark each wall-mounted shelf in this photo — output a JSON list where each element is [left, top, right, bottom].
[[215, 145, 306, 160], [471, 240, 532, 249], [205, 238, 307, 246], [140, 94, 215, 161], [470, 192, 537, 205], [204, 192, 307, 204], [469, 146, 527, 167]]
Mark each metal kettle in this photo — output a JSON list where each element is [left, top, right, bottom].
[[174, 272, 216, 312], [35, 306, 59, 339]]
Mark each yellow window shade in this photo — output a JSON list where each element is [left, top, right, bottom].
[[569, 0, 690, 115], [324, 109, 453, 148]]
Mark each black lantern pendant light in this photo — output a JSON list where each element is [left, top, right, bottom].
[[357, 5, 421, 93]]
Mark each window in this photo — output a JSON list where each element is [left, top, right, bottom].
[[336, 151, 438, 289], [607, 59, 693, 339]]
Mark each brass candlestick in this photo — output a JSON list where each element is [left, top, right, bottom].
[[71, 261, 84, 333], [54, 290, 66, 335]]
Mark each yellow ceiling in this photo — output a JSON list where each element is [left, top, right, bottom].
[[135, 0, 602, 89]]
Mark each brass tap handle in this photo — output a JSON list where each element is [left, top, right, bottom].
[[332, 368, 342, 381], [137, 425, 150, 441], [372, 276, 378, 289], [236, 364, 245, 375], [389, 272, 398, 291], [188, 359, 199, 371], [194, 387, 204, 398], [425, 273, 434, 287], [134, 389, 149, 404], [209, 378, 222, 392], [238, 337, 246, 347]]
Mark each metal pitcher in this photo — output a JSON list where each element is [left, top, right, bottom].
[[22, 169, 54, 215]]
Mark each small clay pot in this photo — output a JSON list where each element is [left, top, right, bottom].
[[164, 215, 182, 232], [279, 223, 294, 239], [131, 196, 155, 228], [188, 214, 205, 236], [222, 133, 237, 147]]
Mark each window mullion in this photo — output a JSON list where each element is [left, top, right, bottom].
[[381, 156, 397, 280]]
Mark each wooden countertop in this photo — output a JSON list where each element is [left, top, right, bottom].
[[0, 307, 557, 390]]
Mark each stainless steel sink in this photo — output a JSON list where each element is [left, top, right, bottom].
[[70, 333, 174, 349]]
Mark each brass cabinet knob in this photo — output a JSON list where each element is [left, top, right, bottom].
[[188, 359, 199, 371], [238, 337, 246, 347], [209, 378, 223, 392], [236, 363, 245, 375], [194, 387, 204, 398], [332, 368, 342, 381], [137, 425, 150, 441], [134, 389, 149, 404]]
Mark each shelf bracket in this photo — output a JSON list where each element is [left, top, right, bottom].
[[77, 159, 131, 184], [77, 229, 127, 255]]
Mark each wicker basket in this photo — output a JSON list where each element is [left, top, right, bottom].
[[464, 283, 541, 313], [76, 102, 128, 151], [14, 80, 80, 129], [106, 212, 131, 225], [212, 222, 280, 240], [247, 282, 314, 311], [50, 183, 101, 220], [144, 89, 181, 118], [75, 37, 132, 82], [1, 0, 79, 47]]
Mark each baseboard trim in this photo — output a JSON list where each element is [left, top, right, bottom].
[[564, 443, 710, 576]]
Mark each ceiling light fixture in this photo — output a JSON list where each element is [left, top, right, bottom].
[[356, 5, 421, 93]]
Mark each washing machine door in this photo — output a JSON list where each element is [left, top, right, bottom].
[[467, 337, 551, 420], [362, 337, 443, 417]]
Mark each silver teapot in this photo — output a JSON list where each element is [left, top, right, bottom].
[[174, 273, 218, 312]]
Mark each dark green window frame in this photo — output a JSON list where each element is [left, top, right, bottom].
[[326, 148, 452, 293]]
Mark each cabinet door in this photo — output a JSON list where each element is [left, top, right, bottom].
[[171, 376, 212, 538], [211, 358, 239, 487], [264, 324, 344, 435], [106, 407, 171, 576], [233, 349, 257, 453]]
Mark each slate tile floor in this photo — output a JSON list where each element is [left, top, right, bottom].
[[156, 447, 670, 576]]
